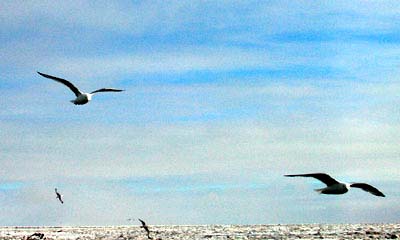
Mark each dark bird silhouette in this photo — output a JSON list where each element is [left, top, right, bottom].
[[27, 232, 44, 240], [139, 218, 152, 239], [285, 173, 385, 197], [55, 188, 64, 204], [37, 71, 124, 105]]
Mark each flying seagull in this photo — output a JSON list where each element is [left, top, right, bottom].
[[285, 173, 385, 197], [27, 232, 45, 240], [139, 218, 152, 239], [55, 188, 64, 204], [37, 71, 124, 105]]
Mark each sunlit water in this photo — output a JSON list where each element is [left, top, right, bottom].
[[1, 224, 399, 239]]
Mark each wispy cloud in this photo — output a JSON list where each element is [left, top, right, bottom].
[[0, 182, 24, 191], [1, 117, 399, 181]]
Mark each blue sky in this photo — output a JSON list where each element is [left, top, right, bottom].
[[1, 1, 400, 225]]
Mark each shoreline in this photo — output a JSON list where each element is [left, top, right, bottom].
[[1, 223, 399, 239]]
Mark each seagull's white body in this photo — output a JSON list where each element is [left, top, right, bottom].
[[315, 182, 350, 195], [285, 173, 385, 197], [72, 93, 92, 105], [37, 71, 124, 105]]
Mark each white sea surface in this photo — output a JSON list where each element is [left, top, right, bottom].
[[1, 224, 399, 239]]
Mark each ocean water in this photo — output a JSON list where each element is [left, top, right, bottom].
[[1, 224, 399, 239]]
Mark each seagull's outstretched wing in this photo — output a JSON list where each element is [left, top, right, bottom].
[[285, 173, 340, 186], [56, 192, 64, 204], [350, 183, 385, 197], [58, 195, 64, 204], [90, 88, 124, 94], [139, 219, 146, 226], [37, 72, 81, 97]]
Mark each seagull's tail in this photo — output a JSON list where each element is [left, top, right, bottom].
[[314, 188, 324, 194]]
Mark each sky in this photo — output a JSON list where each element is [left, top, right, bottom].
[[1, 0, 400, 226]]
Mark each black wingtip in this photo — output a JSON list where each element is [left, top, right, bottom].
[[37, 71, 47, 77], [373, 192, 385, 197], [284, 174, 295, 177]]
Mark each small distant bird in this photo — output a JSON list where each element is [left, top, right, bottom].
[[37, 71, 124, 105], [55, 188, 64, 204], [139, 218, 152, 239], [285, 173, 385, 197], [27, 232, 44, 240]]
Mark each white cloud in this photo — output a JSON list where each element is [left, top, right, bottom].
[[1, 174, 396, 225], [3, 1, 400, 42], [1, 115, 399, 183], [44, 46, 295, 79]]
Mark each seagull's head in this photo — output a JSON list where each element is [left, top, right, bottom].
[[86, 93, 93, 100]]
